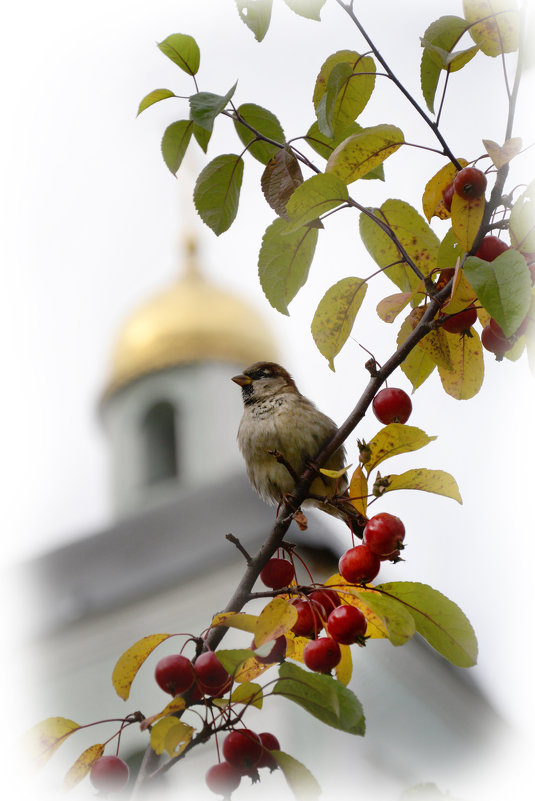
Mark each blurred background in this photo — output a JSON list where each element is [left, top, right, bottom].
[[2, 1, 534, 799]]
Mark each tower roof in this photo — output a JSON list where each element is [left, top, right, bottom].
[[103, 235, 278, 397]]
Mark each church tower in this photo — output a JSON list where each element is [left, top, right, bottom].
[[100, 234, 278, 517]]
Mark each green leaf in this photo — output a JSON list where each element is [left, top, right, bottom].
[[273, 751, 321, 800], [261, 148, 303, 218], [258, 218, 319, 314], [158, 33, 200, 75], [377, 468, 462, 503], [420, 16, 472, 112], [316, 62, 354, 138], [216, 648, 255, 675], [306, 121, 385, 180], [273, 662, 365, 735], [359, 200, 440, 292], [397, 317, 436, 391], [421, 41, 479, 72], [464, 250, 532, 337], [235, 0, 273, 42], [326, 124, 404, 185], [234, 103, 285, 164], [161, 120, 194, 175], [194, 154, 244, 235], [313, 51, 376, 136], [311, 277, 368, 370], [509, 179, 535, 253], [375, 582, 478, 667], [364, 424, 437, 472], [285, 173, 348, 231], [137, 89, 176, 116], [192, 123, 211, 153], [353, 588, 416, 646], [283, 0, 326, 21], [229, 682, 263, 709], [189, 82, 237, 133], [463, 0, 519, 57], [437, 227, 464, 271]]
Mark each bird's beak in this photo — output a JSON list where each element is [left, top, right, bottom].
[[232, 373, 252, 387]]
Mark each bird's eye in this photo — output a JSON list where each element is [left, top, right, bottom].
[[249, 367, 272, 380]]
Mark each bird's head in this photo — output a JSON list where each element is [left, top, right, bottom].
[[232, 362, 298, 405]]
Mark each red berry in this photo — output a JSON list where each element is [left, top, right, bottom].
[[440, 305, 477, 334], [257, 732, 280, 770], [372, 387, 412, 425], [481, 324, 514, 359], [303, 637, 341, 673], [489, 318, 510, 340], [291, 599, 324, 638], [339, 544, 380, 584], [251, 634, 287, 665], [90, 756, 129, 793], [327, 605, 367, 644], [453, 167, 487, 200], [260, 558, 295, 589], [195, 651, 231, 695], [309, 588, 341, 616], [154, 654, 195, 696], [474, 235, 509, 261], [205, 762, 241, 796], [442, 182, 454, 212], [364, 512, 405, 556], [222, 729, 263, 773]]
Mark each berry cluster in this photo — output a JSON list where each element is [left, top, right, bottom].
[[206, 729, 280, 796], [155, 650, 233, 699]]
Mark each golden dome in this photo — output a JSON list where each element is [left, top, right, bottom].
[[103, 236, 278, 396]]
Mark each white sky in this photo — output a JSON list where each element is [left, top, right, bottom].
[[2, 0, 534, 796]]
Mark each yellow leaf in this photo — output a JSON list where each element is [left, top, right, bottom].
[[477, 306, 491, 327], [320, 465, 351, 479], [324, 576, 387, 639], [284, 631, 308, 663], [230, 682, 263, 709], [380, 468, 462, 504], [416, 327, 453, 370], [140, 697, 186, 730], [234, 656, 272, 682], [397, 317, 436, 391], [211, 611, 258, 633], [349, 465, 368, 517], [150, 719, 194, 758], [483, 137, 522, 169], [441, 267, 477, 316], [438, 329, 485, 399], [376, 292, 412, 323], [112, 633, 173, 701], [365, 424, 437, 472], [463, 0, 520, 57], [335, 644, 353, 686], [254, 597, 298, 647], [326, 124, 404, 184], [451, 191, 485, 251], [422, 159, 467, 221], [62, 744, 104, 790], [23, 717, 80, 769]]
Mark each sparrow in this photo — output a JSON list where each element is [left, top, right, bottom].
[[232, 361, 364, 530]]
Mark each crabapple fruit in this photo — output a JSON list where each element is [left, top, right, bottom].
[[453, 167, 487, 199], [205, 762, 241, 795], [222, 729, 263, 772], [303, 637, 341, 673], [90, 756, 129, 793], [260, 558, 295, 589], [364, 512, 405, 556], [372, 387, 412, 425], [154, 654, 195, 696], [327, 605, 367, 644], [339, 544, 381, 584]]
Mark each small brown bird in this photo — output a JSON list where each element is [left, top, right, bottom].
[[232, 361, 363, 529]]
